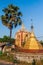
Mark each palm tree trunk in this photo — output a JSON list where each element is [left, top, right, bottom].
[[10, 28, 12, 44], [10, 29, 12, 38]]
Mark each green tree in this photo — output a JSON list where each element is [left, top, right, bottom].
[[3, 35, 14, 43], [40, 40, 43, 46], [0, 38, 3, 42], [1, 4, 22, 43], [0, 35, 15, 43]]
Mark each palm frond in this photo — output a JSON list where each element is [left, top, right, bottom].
[[18, 12, 22, 16], [1, 15, 7, 21], [2, 21, 8, 26], [1, 4, 22, 29], [2, 8, 9, 13]]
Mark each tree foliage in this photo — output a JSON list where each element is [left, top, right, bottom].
[[0, 35, 14, 43], [1, 4, 22, 39], [40, 40, 43, 46]]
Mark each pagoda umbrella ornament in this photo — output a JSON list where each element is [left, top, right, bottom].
[[31, 19, 34, 32]]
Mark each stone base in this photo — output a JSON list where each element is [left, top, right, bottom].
[[15, 52, 43, 63]]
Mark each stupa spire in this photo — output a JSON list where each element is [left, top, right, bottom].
[[21, 23, 25, 31], [31, 19, 34, 32]]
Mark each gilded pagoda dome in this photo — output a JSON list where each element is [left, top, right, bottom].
[[15, 23, 30, 47], [23, 32, 43, 50]]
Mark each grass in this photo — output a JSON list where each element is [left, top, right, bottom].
[[0, 52, 14, 62]]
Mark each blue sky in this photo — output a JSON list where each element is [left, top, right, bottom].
[[0, 0, 43, 40]]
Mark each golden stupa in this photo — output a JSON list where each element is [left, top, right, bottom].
[[23, 24, 42, 50], [23, 32, 43, 50], [18, 24, 43, 53], [15, 23, 30, 47]]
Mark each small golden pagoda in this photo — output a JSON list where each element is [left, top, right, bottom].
[[23, 24, 42, 49], [24, 32, 43, 50], [15, 23, 30, 47]]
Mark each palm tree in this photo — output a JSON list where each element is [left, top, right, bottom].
[[1, 4, 22, 44]]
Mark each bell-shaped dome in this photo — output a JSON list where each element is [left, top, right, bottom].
[[23, 32, 43, 50]]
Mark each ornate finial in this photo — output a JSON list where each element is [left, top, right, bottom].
[[31, 19, 34, 32], [21, 23, 25, 30]]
